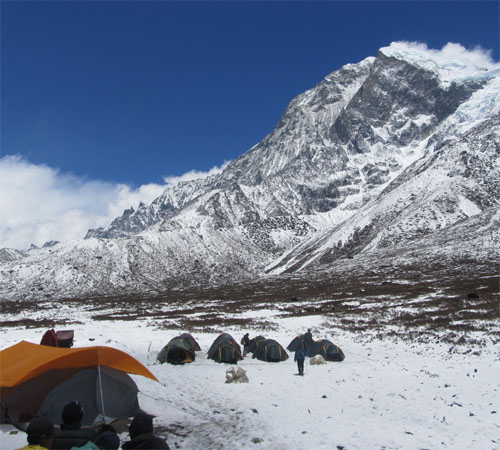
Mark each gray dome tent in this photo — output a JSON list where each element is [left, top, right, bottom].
[[0, 341, 158, 428], [39, 366, 139, 426]]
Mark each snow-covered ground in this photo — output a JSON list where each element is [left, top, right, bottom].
[[1, 314, 499, 450]]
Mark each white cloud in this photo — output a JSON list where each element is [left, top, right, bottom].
[[0, 155, 230, 250], [437, 42, 498, 68], [163, 161, 230, 186], [0, 155, 166, 250], [388, 41, 499, 66]]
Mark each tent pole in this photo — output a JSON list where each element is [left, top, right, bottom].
[[98, 364, 106, 423]]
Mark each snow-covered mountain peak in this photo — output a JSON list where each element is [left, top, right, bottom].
[[1, 43, 499, 300], [380, 41, 500, 85]]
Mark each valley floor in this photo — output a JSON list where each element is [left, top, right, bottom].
[[1, 311, 499, 450]]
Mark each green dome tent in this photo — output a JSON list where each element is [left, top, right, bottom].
[[207, 333, 242, 364], [179, 333, 201, 351], [157, 335, 196, 365], [248, 335, 266, 354], [307, 339, 345, 361], [252, 339, 288, 362], [286, 334, 305, 351]]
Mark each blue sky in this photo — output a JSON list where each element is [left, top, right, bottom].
[[1, 1, 499, 249]]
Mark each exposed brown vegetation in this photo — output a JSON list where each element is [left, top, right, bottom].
[[1, 263, 498, 346]]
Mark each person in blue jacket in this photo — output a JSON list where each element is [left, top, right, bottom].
[[294, 344, 306, 376]]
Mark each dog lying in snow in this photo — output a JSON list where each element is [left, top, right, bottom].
[[225, 367, 249, 383], [310, 355, 326, 365]]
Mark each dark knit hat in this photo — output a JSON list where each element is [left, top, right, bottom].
[[27, 417, 54, 444], [98, 424, 117, 435], [27, 417, 54, 437], [96, 431, 120, 450], [61, 401, 84, 425], [129, 413, 153, 439]]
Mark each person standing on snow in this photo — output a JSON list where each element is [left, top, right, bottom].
[[303, 328, 313, 352], [294, 344, 306, 376], [241, 333, 250, 357]]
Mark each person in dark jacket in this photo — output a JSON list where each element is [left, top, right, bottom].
[[240, 333, 250, 357], [122, 413, 170, 450], [52, 401, 97, 450], [303, 328, 313, 352], [294, 345, 306, 376]]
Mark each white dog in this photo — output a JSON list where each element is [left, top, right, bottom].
[[310, 355, 326, 365], [225, 367, 249, 383]]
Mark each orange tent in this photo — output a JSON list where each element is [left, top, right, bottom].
[[1, 341, 158, 426]]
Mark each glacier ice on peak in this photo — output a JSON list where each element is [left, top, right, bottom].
[[380, 41, 500, 84]]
